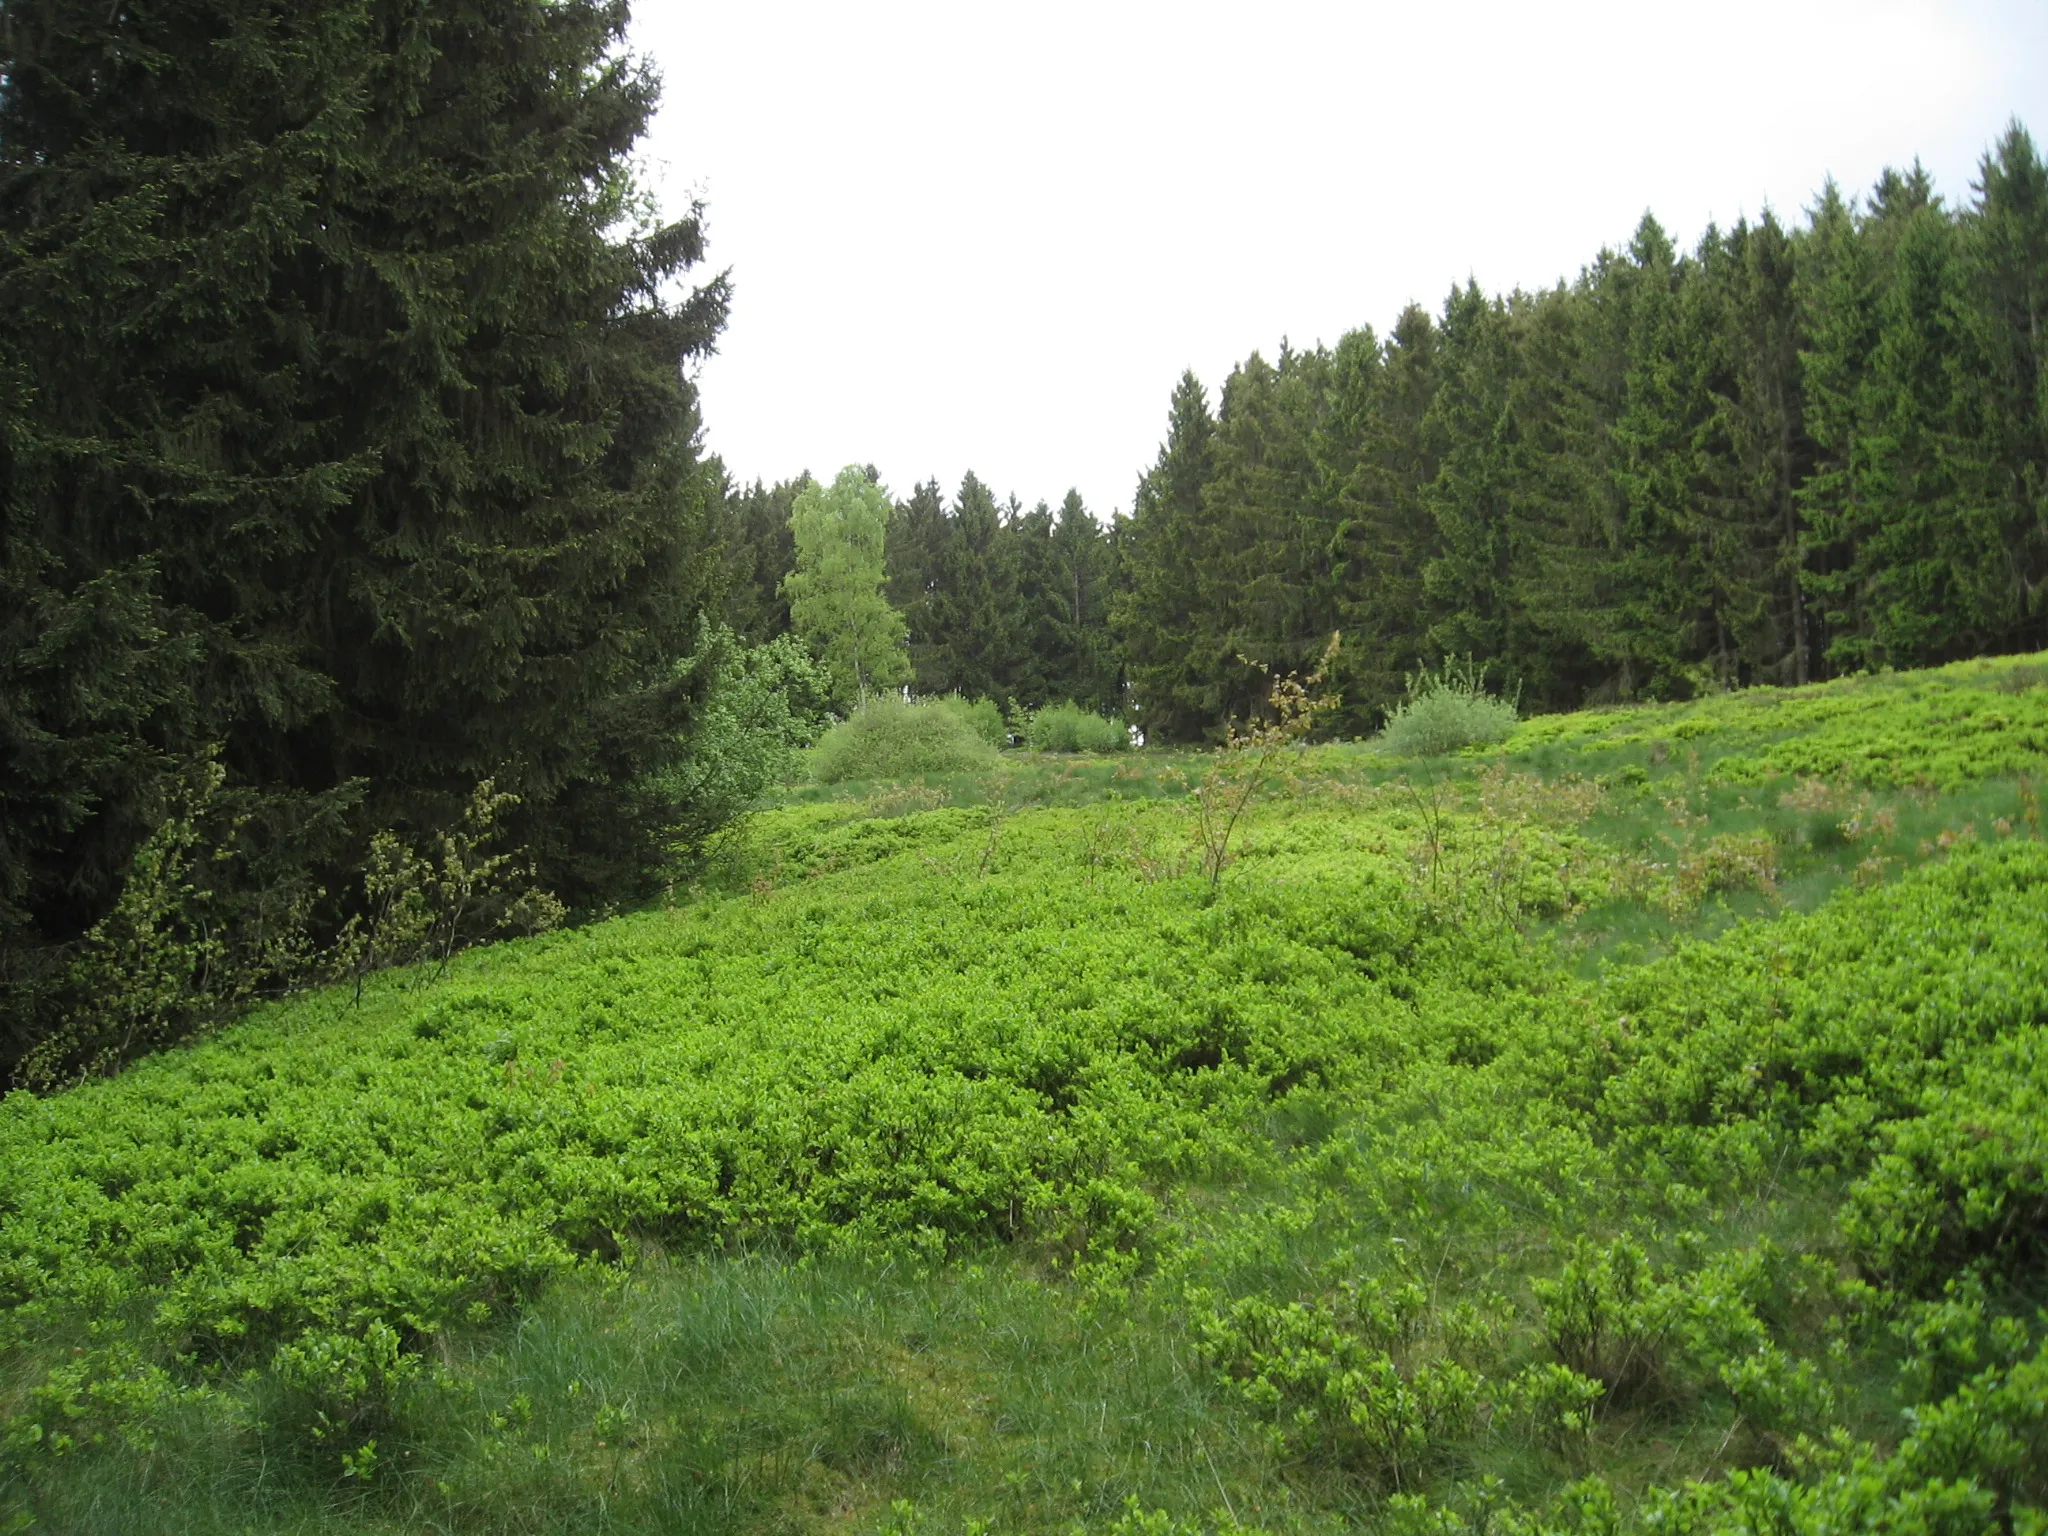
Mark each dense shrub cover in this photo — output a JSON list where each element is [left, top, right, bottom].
[[1028, 702, 1129, 753], [930, 693, 1009, 749], [808, 697, 1000, 782], [2, 656, 2046, 1531]]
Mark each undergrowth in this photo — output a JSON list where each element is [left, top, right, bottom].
[[4, 652, 2047, 1534]]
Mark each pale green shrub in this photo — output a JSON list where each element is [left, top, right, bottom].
[[1027, 701, 1127, 753], [930, 693, 1007, 749], [810, 697, 1000, 783], [1378, 655, 1519, 757]]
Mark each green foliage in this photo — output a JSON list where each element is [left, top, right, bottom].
[[0, 0, 733, 1076], [646, 626, 833, 850], [325, 780, 565, 998], [12, 760, 324, 1089], [808, 697, 1003, 784], [1506, 651, 2048, 789], [932, 693, 1010, 749], [1378, 656, 1520, 757], [1194, 1285, 1483, 1490], [1, 655, 2047, 1531], [783, 466, 912, 707], [1028, 702, 1129, 753]]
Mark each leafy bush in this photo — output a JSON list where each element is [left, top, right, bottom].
[[1027, 701, 1128, 753], [929, 693, 1008, 749], [809, 697, 1000, 783], [649, 626, 832, 846], [1378, 655, 1519, 757]]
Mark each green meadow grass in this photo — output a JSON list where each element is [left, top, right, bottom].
[[5, 655, 2047, 1534]]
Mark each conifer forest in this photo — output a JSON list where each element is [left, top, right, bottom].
[[4, 3, 2048, 1534]]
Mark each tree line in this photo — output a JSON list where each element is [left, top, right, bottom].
[[1121, 123, 2048, 739], [719, 123, 2047, 745], [718, 469, 1125, 719]]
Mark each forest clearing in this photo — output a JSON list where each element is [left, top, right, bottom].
[[7, 7, 2047, 1530], [4, 652, 2046, 1533]]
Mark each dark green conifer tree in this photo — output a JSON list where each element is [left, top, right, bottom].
[[1000, 498, 1062, 709], [1116, 372, 1219, 742], [1601, 214, 1706, 696], [887, 478, 951, 693], [1799, 167, 1944, 668], [1961, 123, 2048, 649], [928, 472, 1013, 700], [1688, 213, 1815, 684], [719, 475, 806, 643], [1, 0, 728, 1062], [1202, 345, 1338, 722], [1422, 285, 1522, 671], [1045, 490, 1121, 714], [1322, 309, 1443, 725]]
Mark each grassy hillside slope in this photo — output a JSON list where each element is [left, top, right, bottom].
[[4, 654, 2047, 1534]]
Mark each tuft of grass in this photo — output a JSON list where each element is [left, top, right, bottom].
[[9, 1254, 1305, 1536]]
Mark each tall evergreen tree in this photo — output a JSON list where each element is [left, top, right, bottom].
[[1, 0, 728, 1060], [1422, 284, 1522, 673], [886, 477, 950, 691], [1602, 214, 1706, 696], [928, 472, 1014, 700], [1045, 490, 1120, 713], [1688, 213, 1816, 685], [718, 474, 806, 643], [1962, 123, 2048, 649], [1116, 372, 1219, 741], [1201, 345, 1338, 722], [1492, 280, 1610, 707], [1794, 178, 1882, 669], [1799, 168, 1945, 668], [1321, 309, 1443, 725]]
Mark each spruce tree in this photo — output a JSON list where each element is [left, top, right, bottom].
[[1001, 498, 1063, 709], [1602, 214, 1706, 696], [1421, 284, 1522, 671], [1115, 371, 1219, 742], [886, 478, 949, 691], [1855, 198, 1991, 664], [1794, 178, 1883, 669], [1963, 123, 2048, 649], [1202, 345, 1337, 723], [1, 0, 728, 1061], [719, 475, 807, 643], [928, 472, 1013, 700], [1689, 214, 1815, 685], [1496, 279, 1611, 708], [1323, 309, 1443, 726], [1046, 490, 1119, 714]]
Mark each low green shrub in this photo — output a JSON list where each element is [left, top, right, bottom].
[[929, 693, 1008, 749], [1028, 701, 1128, 753], [646, 626, 832, 846], [809, 697, 1000, 783], [1378, 656, 1519, 757]]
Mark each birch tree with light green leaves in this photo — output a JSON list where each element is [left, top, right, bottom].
[[783, 466, 912, 709]]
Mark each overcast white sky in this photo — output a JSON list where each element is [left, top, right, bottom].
[[629, 0, 2048, 521]]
